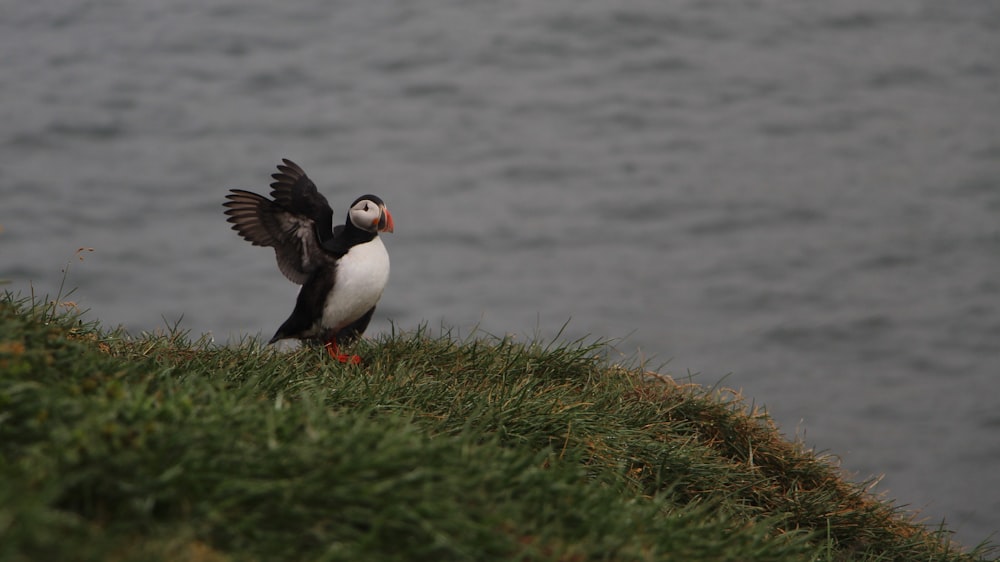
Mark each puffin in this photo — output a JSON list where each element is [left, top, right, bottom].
[[223, 158, 394, 363]]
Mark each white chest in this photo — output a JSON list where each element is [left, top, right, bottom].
[[322, 236, 390, 330]]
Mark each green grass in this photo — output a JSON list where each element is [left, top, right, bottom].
[[0, 293, 995, 561]]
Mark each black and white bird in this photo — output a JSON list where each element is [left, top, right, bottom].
[[223, 159, 394, 363]]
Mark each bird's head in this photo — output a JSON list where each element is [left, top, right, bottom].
[[348, 195, 394, 234]]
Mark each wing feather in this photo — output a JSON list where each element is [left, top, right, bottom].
[[223, 159, 337, 285]]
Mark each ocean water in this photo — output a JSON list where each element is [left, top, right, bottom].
[[3, 0, 999, 546]]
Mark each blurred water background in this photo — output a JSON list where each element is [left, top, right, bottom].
[[3, 0, 998, 547]]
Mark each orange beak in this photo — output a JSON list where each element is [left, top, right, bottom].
[[376, 207, 394, 233]]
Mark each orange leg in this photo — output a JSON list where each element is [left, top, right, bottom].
[[324, 338, 361, 364]]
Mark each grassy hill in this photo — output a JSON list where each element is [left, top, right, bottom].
[[1, 294, 994, 561]]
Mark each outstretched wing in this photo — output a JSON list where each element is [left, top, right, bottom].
[[223, 159, 336, 285]]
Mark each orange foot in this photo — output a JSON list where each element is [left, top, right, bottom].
[[324, 340, 362, 364]]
